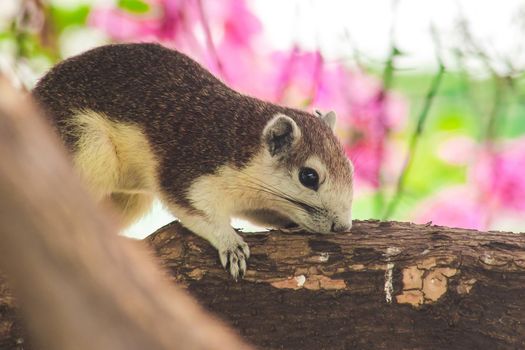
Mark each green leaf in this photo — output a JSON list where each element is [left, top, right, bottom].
[[435, 112, 466, 131], [0, 31, 11, 41], [118, 0, 150, 14], [48, 5, 91, 33]]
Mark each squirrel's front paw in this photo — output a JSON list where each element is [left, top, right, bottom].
[[218, 233, 250, 281]]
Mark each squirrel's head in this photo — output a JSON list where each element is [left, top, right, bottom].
[[242, 109, 354, 234]]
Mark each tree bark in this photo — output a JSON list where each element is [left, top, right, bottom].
[[147, 220, 524, 350], [3, 220, 524, 349]]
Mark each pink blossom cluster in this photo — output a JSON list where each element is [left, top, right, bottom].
[[90, 0, 261, 78], [89, 0, 406, 189], [413, 186, 487, 230], [474, 141, 525, 212], [415, 138, 525, 230]]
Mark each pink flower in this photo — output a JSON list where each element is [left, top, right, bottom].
[[192, 0, 263, 79], [319, 68, 407, 187], [472, 138, 525, 212], [437, 136, 477, 165], [413, 186, 487, 230], [268, 49, 323, 104], [220, 49, 323, 106], [89, 8, 160, 41], [215, 0, 262, 48], [89, 0, 263, 78], [89, 0, 202, 56], [416, 136, 525, 230]]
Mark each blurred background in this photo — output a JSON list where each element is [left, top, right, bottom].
[[2, 0, 525, 236]]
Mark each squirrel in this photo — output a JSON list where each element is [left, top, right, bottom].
[[32, 43, 354, 279]]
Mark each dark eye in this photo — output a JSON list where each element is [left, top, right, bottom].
[[299, 167, 319, 190]]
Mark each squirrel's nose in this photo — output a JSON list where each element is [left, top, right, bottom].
[[330, 221, 352, 233]]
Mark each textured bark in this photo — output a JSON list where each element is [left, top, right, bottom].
[[142, 220, 525, 350], [1, 214, 524, 349]]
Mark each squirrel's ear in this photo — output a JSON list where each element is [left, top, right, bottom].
[[263, 114, 301, 156], [322, 111, 337, 131], [313, 109, 337, 131]]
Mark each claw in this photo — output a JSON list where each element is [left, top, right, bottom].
[[217, 234, 250, 280], [218, 247, 248, 280], [219, 250, 228, 268], [240, 243, 250, 259], [239, 256, 247, 278], [229, 253, 240, 281]]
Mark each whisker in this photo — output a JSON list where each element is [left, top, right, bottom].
[[238, 172, 311, 203], [224, 184, 311, 215], [235, 172, 323, 214], [238, 181, 317, 214]]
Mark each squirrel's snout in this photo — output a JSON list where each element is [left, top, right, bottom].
[[330, 220, 352, 233]]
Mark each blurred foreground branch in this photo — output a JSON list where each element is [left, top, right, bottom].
[[0, 78, 249, 350]]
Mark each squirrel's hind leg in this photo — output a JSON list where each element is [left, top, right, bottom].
[[69, 110, 157, 228], [109, 192, 154, 227]]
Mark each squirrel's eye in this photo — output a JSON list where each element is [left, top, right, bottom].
[[299, 167, 319, 191]]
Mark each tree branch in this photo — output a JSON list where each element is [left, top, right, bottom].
[[147, 220, 525, 349]]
